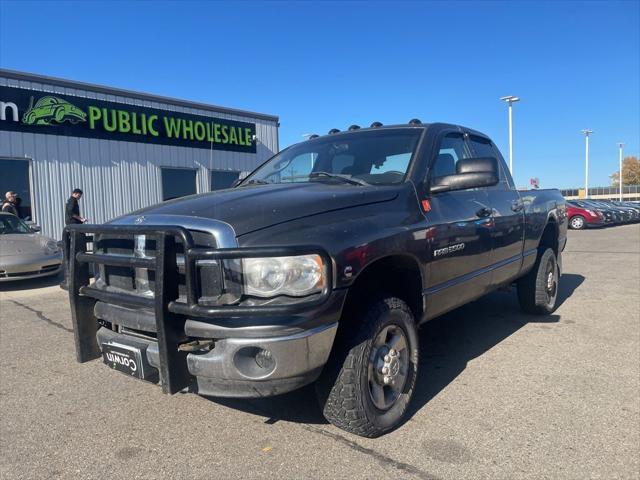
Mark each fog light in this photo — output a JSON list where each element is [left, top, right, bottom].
[[255, 348, 275, 370], [233, 346, 277, 378]]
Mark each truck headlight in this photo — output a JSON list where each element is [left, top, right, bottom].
[[243, 255, 326, 297]]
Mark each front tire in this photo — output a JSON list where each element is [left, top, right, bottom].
[[569, 215, 586, 230], [316, 296, 419, 437], [55, 107, 66, 123], [517, 248, 559, 314]]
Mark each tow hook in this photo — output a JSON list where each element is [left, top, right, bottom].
[[178, 339, 215, 352]]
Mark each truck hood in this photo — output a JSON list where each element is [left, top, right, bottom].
[[121, 183, 400, 236]]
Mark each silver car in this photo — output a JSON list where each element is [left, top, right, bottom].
[[0, 213, 63, 282]]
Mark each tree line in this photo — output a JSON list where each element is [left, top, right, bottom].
[[610, 156, 640, 186]]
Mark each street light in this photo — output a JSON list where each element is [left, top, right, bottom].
[[500, 95, 520, 176], [581, 129, 593, 198], [618, 142, 624, 201]]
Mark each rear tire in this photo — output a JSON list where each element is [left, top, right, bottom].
[[569, 215, 586, 230], [517, 248, 559, 314], [315, 296, 419, 437]]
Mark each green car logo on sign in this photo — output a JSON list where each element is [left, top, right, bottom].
[[22, 96, 87, 126]]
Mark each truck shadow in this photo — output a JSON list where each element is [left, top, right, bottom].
[[204, 273, 585, 428], [406, 272, 584, 421]]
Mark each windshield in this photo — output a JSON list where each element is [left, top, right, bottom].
[[0, 215, 32, 234], [242, 129, 422, 186]]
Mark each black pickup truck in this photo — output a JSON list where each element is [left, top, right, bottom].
[[64, 121, 567, 437]]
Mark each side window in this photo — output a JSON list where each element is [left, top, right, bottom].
[[468, 136, 514, 190], [468, 136, 495, 158], [431, 133, 470, 178], [497, 158, 516, 189]]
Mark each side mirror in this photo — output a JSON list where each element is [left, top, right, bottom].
[[429, 157, 499, 194], [30, 225, 41, 233]]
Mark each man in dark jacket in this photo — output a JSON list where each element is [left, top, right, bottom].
[[2, 191, 19, 216], [65, 188, 86, 225]]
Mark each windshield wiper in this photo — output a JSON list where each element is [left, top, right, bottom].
[[309, 171, 370, 186]]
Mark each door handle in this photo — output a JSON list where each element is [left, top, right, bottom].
[[511, 200, 524, 212], [476, 207, 492, 218]]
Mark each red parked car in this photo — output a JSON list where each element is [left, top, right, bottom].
[[566, 201, 605, 229]]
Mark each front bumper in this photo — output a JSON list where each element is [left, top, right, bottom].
[[63, 222, 341, 397], [96, 320, 338, 397], [0, 253, 62, 282], [585, 218, 605, 228]]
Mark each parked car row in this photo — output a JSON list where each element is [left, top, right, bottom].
[[566, 199, 640, 230]]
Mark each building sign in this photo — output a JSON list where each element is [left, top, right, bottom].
[[0, 86, 256, 153], [529, 177, 539, 189]]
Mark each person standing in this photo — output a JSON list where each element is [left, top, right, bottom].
[[2, 191, 19, 216], [14, 195, 23, 218], [65, 188, 87, 225]]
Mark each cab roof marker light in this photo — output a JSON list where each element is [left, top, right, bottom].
[[348, 125, 361, 131], [328, 128, 341, 135], [408, 118, 422, 125], [370, 121, 383, 128]]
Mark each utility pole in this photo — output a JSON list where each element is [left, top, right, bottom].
[[500, 96, 520, 176], [581, 129, 593, 198]]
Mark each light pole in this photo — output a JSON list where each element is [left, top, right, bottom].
[[618, 142, 624, 201], [500, 95, 520, 176], [581, 129, 593, 198]]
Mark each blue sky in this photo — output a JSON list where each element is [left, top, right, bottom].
[[1, 0, 638, 189]]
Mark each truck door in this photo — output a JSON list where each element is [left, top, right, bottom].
[[468, 135, 525, 286], [422, 131, 495, 320]]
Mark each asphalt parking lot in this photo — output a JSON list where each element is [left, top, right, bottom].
[[1, 224, 639, 480]]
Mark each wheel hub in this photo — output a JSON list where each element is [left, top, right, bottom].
[[368, 325, 410, 410], [547, 271, 554, 291], [381, 349, 401, 385], [544, 257, 558, 302]]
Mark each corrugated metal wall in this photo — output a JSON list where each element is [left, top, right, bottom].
[[0, 74, 279, 239]]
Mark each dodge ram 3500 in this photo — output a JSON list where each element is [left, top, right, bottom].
[[63, 121, 567, 437]]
